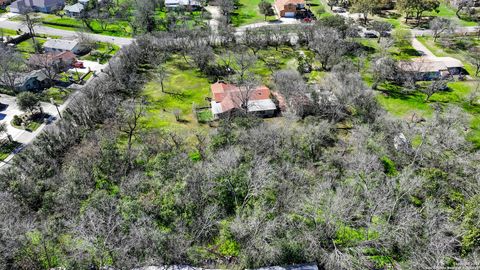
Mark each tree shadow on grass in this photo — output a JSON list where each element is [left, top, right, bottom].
[[378, 83, 423, 100]]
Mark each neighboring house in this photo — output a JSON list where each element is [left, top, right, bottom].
[[0, 0, 11, 7], [274, 0, 305, 18], [165, 0, 201, 9], [63, 2, 83, 17], [28, 51, 77, 69], [10, 0, 65, 13], [43, 38, 88, 55], [14, 70, 49, 91], [77, 0, 89, 5], [398, 57, 465, 81], [210, 82, 277, 119]]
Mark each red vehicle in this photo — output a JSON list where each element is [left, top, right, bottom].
[[72, 61, 85, 68], [303, 17, 313, 23]]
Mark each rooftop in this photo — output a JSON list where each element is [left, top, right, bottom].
[[210, 82, 275, 114], [43, 38, 79, 51]]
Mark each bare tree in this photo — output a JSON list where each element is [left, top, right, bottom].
[[117, 98, 145, 154], [421, 80, 447, 102], [20, 10, 41, 53], [0, 46, 25, 91], [430, 17, 456, 42], [309, 27, 346, 70], [28, 54, 66, 85]]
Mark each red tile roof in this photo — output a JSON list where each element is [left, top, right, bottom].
[[274, 0, 305, 13], [211, 82, 272, 113]]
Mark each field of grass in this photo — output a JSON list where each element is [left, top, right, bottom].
[[232, 0, 275, 26], [41, 87, 73, 104], [39, 14, 133, 37], [141, 56, 212, 132], [15, 37, 47, 57], [424, 3, 478, 27], [79, 42, 120, 64], [0, 27, 18, 36], [232, 0, 325, 26]]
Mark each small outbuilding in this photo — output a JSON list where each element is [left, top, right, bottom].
[[63, 2, 84, 17], [43, 38, 88, 55], [398, 56, 465, 81]]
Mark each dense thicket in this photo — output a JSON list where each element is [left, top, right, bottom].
[[0, 25, 479, 270]]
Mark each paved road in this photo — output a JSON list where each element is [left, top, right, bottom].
[[0, 16, 133, 46]]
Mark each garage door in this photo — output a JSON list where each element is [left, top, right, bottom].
[[284, 12, 295, 18]]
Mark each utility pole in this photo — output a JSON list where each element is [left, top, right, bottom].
[[50, 98, 62, 119]]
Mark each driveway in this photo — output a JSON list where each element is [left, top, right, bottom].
[[411, 37, 436, 57], [69, 60, 107, 73], [205, 6, 222, 33]]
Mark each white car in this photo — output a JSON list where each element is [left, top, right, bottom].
[[332, 7, 347, 13]]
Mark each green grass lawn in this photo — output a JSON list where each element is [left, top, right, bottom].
[[377, 80, 480, 148], [16, 37, 47, 57], [0, 27, 18, 36], [141, 56, 212, 132], [232, 0, 276, 26], [0, 141, 21, 161], [79, 42, 120, 64], [232, 0, 325, 26], [41, 87, 73, 104], [38, 14, 133, 37], [424, 2, 478, 27]]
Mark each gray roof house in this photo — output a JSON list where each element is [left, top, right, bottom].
[[165, 0, 201, 9], [14, 70, 49, 91], [10, 0, 64, 14], [43, 38, 88, 55], [63, 2, 84, 17]]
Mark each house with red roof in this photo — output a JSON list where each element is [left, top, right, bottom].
[[28, 51, 76, 70], [274, 0, 305, 18], [210, 82, 277, 119]]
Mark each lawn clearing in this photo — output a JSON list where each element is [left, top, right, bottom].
[[39, 14, 133, 37], [232, 0, 276, 26], [377, 80, 480, 148], [423, 2, 478, 27], [141, 56, 212, 132], [41, 87, 73, 105]]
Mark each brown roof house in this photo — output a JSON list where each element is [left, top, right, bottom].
[[274, 0, 305, 18], [210, 82, 277, 119], [28, 51, 76, 70]]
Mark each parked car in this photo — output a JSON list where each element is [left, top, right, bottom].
[[303, 17, 314, 23], [363, 31, 378, 38], [333, 7, 346, 13], [72, 61, 85, 68]]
